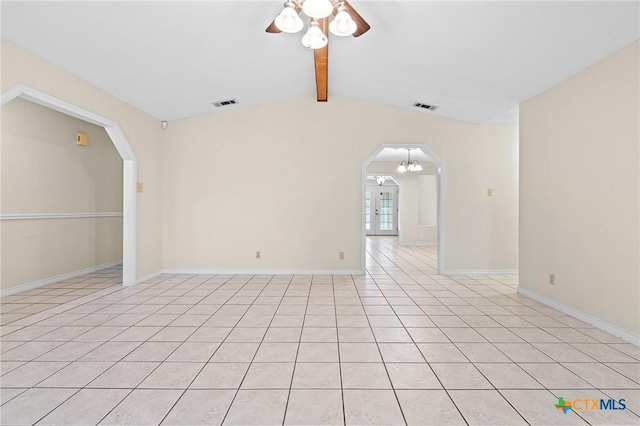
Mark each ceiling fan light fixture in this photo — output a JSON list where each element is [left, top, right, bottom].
[[301, 0, 334, 19], [413, 161, 423, 171], [275, 3, 304, 33], [376, 176, 386, 186], [301, 20, 328, 49], [398, 161, 408, 173], [329, 7, 357, 36]]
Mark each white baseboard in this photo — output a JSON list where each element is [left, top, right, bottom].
[[517, 287, 640, 346], [0, 261, 122, 298], [161, 268, 366, 277], [443, 269, 519, 275], [400, 242, 438, 246], [134, 269, 165, 286], [0, 212, 123, 221]]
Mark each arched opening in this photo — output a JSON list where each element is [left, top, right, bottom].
[[361, 144, 445, 274], [1, 85, 137, 287]]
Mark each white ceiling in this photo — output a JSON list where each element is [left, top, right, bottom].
[[2, 1, 638, 124], [371, 147, 431, 162]]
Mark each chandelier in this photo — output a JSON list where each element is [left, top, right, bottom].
[[397, 149, 423, 173], [376, 176, 386, 186], [273, 0, 358, 49]]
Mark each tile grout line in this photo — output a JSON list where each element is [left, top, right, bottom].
[[334, 274, 348, 426], [1, 273, 194, 407], [2, 240, 639, 425], [97, 273, 248, 425], [373, 243, 534, 425], [217, 274, 296, 426], [281, 274, 313, 425], [367, 244, 469, 426], [155, 274, 284, 424], [363, 246, 410, 426], [19, 274, 158, 423]]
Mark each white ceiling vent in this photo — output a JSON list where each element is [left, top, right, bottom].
[[213, 99, 238, 107], [413, 102, 439, 111]]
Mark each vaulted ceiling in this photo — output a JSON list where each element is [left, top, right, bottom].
[[2, 1, 638, 125]]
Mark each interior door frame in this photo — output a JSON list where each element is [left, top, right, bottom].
[[365, 184, 399, 236], [362, 144, 445, 274]]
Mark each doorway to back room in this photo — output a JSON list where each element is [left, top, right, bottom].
[[0, 97, 124, 294], [362, 144, 445, 274], [1, 85, 138, 293]]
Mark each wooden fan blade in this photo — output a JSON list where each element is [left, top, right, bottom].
[[266, 3, 303, 33], [342, 0, 370, 38], [314, 17, 329, 102], [266, 20, 282, 33]]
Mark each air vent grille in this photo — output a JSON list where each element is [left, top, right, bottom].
[[213, 99, 238, 107], [413, 102, 439, 111]]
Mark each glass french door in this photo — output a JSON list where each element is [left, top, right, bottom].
[[365, 185, 398, 235]]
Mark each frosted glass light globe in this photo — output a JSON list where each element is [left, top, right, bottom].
[[329, 9, 356, 36], [301, 23, 328, 49], [301, 0, 334, 19], [275, 6, 303, 33]]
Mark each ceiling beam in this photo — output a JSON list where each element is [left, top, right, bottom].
[[314, 17, 329, 102]]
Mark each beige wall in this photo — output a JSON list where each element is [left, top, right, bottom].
[[1, 98, 123, 290], [1, 39, 164, 281], [0, 38, 519, 282], [367, 161, 438, 245], [519, 41, 640, 335], [163, 95, 519, 273]]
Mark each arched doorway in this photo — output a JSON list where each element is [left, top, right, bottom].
[[1, 85, 137, 286], [362, 144, 446, 274]]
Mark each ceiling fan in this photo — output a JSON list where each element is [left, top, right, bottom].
[[266, 0, 370, 102]]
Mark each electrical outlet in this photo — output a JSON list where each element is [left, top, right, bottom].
[[549, 273, 555, 285], [339, 252, 345, 260], [256, 251, 261, 259]]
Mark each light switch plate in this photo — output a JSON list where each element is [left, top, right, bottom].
[[137, 182, 143, 193]]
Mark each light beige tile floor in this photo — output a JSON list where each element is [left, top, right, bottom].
[[1, 236, 639, 425]]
